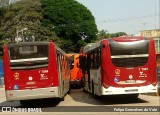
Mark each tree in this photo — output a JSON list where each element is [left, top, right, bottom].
[[41, 0, 98, 52], [0, 0, 57, 41], [0, 0, 98, 53], [106, 32, 127, 38], [97, 30, 108, 40]]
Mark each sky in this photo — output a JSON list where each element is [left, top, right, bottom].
[[76, 0, 159, 35]]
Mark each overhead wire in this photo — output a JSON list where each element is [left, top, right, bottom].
[[97, 14, 159, 23]]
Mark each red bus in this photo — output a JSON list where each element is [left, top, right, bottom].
[[66, 54, 82, 87], [3, 41, 71, 104], [80, 36, 157, 98]]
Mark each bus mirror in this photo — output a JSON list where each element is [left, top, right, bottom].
[[102, 44, 105, 48]]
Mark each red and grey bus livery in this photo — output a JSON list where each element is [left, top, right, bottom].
[[80, 36, 157, 98], [3, 41, 70, 104]]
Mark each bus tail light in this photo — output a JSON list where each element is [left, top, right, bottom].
[[102, 70, 110, 88], [152, 81, 157, 86]]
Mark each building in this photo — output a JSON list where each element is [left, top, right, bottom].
[[140, 29, 160, 52], [140, 29, 160, 38]]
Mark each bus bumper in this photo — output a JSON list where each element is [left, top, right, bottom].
[[71, 79, 82, 87], [102, 84, 158, 95], [5, 87, 60, 101]]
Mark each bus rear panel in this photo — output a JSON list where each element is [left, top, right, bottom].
[[101, 37, 157, 95], [81, 36, 157, 96], [3, 42, 70, 101]]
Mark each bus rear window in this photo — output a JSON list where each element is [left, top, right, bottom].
[[109, 39, 149, 56], [109, 39, 149, 67], [8, 44, 49, 69]]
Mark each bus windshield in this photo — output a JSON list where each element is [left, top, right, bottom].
[[109, 39, 149, 67], [8, 43, 49, 69]]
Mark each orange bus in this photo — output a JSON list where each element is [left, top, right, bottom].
[[67, 54, 82, 87]]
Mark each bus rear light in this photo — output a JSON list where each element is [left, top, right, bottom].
[[103, 83, 109, 88], [50, 83, 54, 86], [152, 81, 157, 86]]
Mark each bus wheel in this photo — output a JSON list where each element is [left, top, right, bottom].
[[20, 100, 28, 105], [60, 97, 64, 101], [68, 85, 71, 94], [92, 81, 94, 95], [129, 94, 139, 99]]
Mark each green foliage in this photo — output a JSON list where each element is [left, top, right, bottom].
[[97, 30, 127, 40], [41, 0, 98, 52], [0, 0, 97, 53], [97, 30, 108, 40], [106, 32, 127, 38], [0, 0, 56, 41]]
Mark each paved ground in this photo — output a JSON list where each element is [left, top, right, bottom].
[[0, 87, 159, 115], [0, 87, 5, 103]]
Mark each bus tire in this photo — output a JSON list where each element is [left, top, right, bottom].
[[68, 85, 71, 94], [20, 100, 28, 105], [129, 94, 139, 99], [60, 97, 64, 101], [92, 81, 94, 95], [83, 87, 87, 92]]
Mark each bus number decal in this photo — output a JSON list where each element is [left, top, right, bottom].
[[40, 74, 48, 80], [39, 70, 48, 73], [139, 68, 148, 78]]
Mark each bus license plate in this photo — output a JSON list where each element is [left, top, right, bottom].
[[126, 80, 135, 83], [26, 81, 36, 85]]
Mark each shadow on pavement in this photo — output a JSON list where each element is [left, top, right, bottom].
[[0, 98, 60, 108], [69, 88, 148, 105]]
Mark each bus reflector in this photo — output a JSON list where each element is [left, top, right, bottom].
[[152, 81, 157, 86], [103, 82, 109, 88]]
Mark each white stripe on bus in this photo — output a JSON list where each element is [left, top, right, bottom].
[[10, 57, 48, 62], [111, 54, 149, 59]]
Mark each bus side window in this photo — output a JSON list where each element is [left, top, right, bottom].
[[94, 51, 97, 69], [87, 53, 91, 70], [97, 48, 100, 68]]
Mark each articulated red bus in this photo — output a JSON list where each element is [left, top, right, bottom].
[[66, 54, 82, 87], [80, 36, 157, 98], [3, 41, 70, 104]]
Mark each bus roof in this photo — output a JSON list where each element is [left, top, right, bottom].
[[111, 36, 145, 42], [83, 42, 101, 53]]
